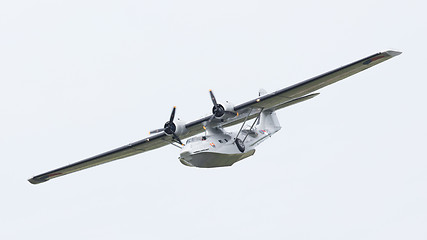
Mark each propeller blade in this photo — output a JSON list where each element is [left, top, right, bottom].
[[150, 107, 183, 145], [208, 114, 215, 123], [169, 106, 176, 122], [172, 132, 183, 145], [209, 90, 218, 107], [149, 128, 165, 134]]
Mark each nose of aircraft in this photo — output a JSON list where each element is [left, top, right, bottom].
[[179, 151, 193, 167], [179, 150, 192, 160]]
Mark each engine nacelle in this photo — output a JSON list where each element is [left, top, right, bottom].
[[221, 101, 235, 113], [212, 101, 236, 119], [173, 119, 188, 136], [163, 118, 187, 137]]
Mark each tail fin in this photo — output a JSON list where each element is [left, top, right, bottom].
[[258, 110, 281, 134], [257, 88, 281, 133]]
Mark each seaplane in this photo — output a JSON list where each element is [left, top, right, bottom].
[[28, 50, 401, 184]]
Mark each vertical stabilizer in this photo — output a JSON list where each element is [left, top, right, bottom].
[[258, 110, 281, 134]]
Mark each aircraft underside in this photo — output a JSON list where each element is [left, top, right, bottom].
[[179, 149, 256, 168]]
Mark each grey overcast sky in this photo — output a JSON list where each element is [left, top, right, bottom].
[[1, 0, 426, 239]]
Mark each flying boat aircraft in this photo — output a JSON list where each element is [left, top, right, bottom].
[[28, 50, 401, 184]]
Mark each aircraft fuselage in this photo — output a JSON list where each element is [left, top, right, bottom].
[[179, 111, 281, 167]]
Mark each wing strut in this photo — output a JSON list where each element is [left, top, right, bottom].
[[242, 108, 264, 143], [161, 138, 184, 149], [235, 108, 253, 140], [233, 108, 264, 153]]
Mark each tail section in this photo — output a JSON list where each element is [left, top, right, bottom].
[[258, 110, 281, 134], [255, 89, 319, 134], [257, 88, 281, 134]]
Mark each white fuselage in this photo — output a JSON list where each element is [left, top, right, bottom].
[[179, 110, 281, 168]]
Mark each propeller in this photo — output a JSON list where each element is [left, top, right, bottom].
[[208, 90, 237, 122], [149, 106, 183, 145]]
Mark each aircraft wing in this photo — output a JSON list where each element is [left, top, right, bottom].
[[29, 50, 401, 184], [184, 50, 401, 132], [28, 132, 171, 184], [235, 50, 401, 111]]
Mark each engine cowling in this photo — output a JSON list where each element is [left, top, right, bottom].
[[164, 118, 187, 136], [212, 101, 236, 119], [149, 107, 187, 145]]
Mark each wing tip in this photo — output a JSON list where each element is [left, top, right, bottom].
[[28, 177, 48, 185], [384, 50, 402, 57]]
